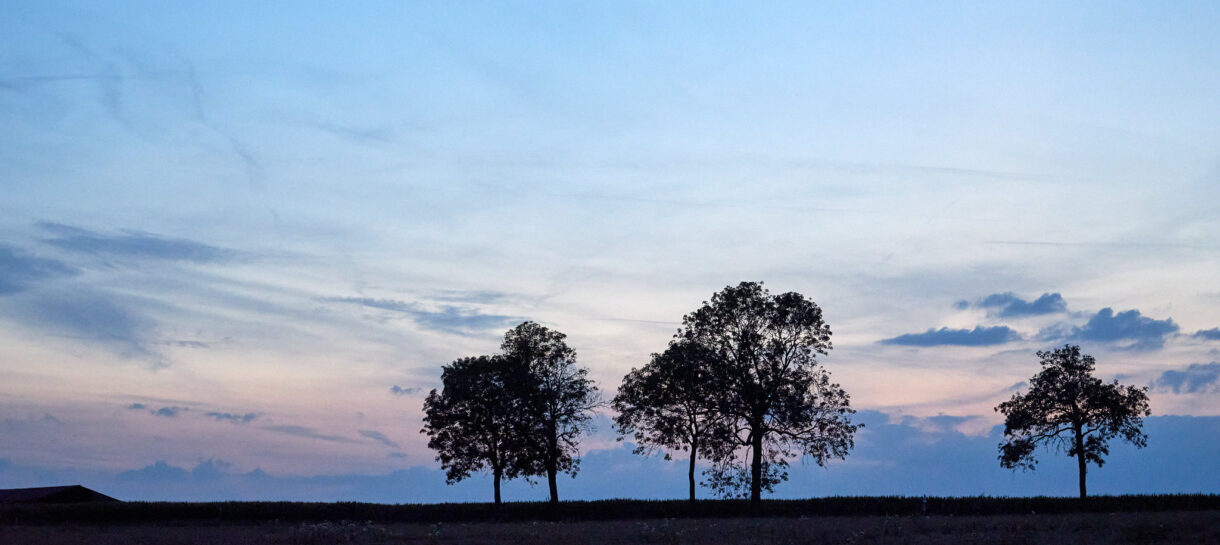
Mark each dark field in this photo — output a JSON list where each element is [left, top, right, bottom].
[[3, 497, 1218, 544], [2, 511, 1218, 545]]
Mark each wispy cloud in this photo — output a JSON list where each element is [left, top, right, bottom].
[[204, 412, 259, 424], [359, 430, 401, 449], [1041, 307, 1180, 351], [329, 297, 413, 313], [264, 425, 358, 444], [37, 222, 237, 264], [983, 239, 1207, 250], [878, 381, 1027, 415], [3, 287, 166, 366], [407, 306, 523, 335], [169, 340, 211, 349], [429, 290, 512, 304], [1152, 363, 1220, 394], [325, 296, 523, 336], [304, 118, 397, 145], [0, 246, 77, 295], [390, 385, 421, 396], [0, 413, 65, 435], [880, 326, 1021, 347]]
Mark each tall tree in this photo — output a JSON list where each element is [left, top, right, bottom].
[[502, 321, 599, 505], [679, 281, 858, 502], [613, 339, 730, 501], [420, 355, 527, 504], [996, 344, 1151, 498]]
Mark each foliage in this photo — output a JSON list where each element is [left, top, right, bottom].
[[500, 321, 600, 504], [421, 355, 528, 503], [996, 344, 1151, 498], [613, 339, 730, 500], [676, 281, 858, 501], [421, 321, 599, 505]]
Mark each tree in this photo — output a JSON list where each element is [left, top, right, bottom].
[[678, 281, 859, 502], [613, 339, 731, 501], [502, 321, 599, 505], [420, 355, 528, 504], [996, 344, 1151, 498]]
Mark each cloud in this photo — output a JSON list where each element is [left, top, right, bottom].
[[359, 430, 401, 449], [0, 413, 65, 435], [1043, 307, 1180, 350], [977, 292, 1068, 317], [329, 297, 413, 313], [204, 412, 259, 424], [127, 403, 146, 410], [37, 222, 237, 264], [429, 290, 512, 304], [390, 385, 421, 396], [190, 459, 234, 481], [153, 406, 186, 418], [410, 306, 524, 335], [3, 413, 1218, 501], [0, 246, 77, 295], [4, 288, 165, 365], [325, 297, 523, 336], [1195, 328, 1220, 341], [304, 118, 397, 145], [116, 461, 189, 483], [1152, 363, 1220, 394], [880, 326, 1021, 347], [263, 425, 358, 444], [170, 340, 211, 349]]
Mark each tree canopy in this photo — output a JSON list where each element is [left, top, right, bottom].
[[613, 339, 730, 501], [502, 321, 599, 505], [996, 344, 1151, 498], [677, 281, 859, 502], [420, 355, 527, 504]]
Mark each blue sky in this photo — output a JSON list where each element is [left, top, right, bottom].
[[2, 1, 1219, 501]]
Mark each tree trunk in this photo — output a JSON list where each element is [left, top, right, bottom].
[[1075, 425, 1087, 499], [545, 419, 559, 504], [750, 430, 764, 503], [493, 466, 502, 505], [688, 438, 698, 502], [547, 465, 559, 505]]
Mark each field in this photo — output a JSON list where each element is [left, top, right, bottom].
[[2, 497, 1218, 544], [3, 512, 1219, 545]]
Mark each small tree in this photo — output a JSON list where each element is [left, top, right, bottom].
[[613, 339, 730, 501], [502, 321, 599, 505], [680, 281, 858, 502], [996, 344, 1151, 498], [421, 355, 527, 504]]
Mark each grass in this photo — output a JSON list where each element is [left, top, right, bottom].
[[3, 495, 1220, 525], [2, 496, 1218, 544], [1, 511, 1218, 545]]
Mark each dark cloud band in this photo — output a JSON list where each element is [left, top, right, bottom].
[[880, 326, 1021, 347]]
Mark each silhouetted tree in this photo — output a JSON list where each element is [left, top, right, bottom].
[[502, 321, 599, 505], [996, 344, 1151, 498], [679, 281, 858, 502], [613, 339, 731, 501], [421, 355, 528, 504]]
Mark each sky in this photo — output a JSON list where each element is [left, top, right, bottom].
[[1, 1, 1219, 502]]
